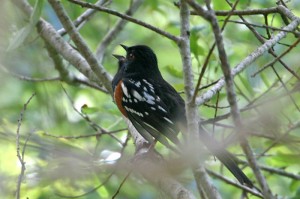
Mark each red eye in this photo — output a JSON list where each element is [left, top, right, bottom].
[[128, 53, 134, 60]]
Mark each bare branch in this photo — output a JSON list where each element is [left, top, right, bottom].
[[196, 7, 279, 16], [252, 38, 300, 80], [111, 171, 132, 199], [67, 0, 180, 43], [48, 0, 113, 93], [43, 128, 127, 139], [191, 0, 239, 104], [195, 8, 300, 106], [0, 64, 60, 82], [224, 19, 300, 35], [57, 0, 106, 36], [179, 1, 222, 198], [187, 1, 275, 197], [207, 170, 263, 198], [11, 0, 105, 88], [96, 0, 144, 62]]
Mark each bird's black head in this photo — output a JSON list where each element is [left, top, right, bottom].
[[120, 45, 162, 79]]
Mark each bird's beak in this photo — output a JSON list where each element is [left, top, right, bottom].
[[120, 44, 128, 51], [112, 54, 125, 61]]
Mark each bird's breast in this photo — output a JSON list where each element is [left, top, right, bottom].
[[114, 80, 128, 117]]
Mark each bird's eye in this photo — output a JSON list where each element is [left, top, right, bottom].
[[128, 53, 134, 60]]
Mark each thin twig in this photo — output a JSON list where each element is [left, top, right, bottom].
[[194, 8, 300, 106], [252, 38, 300, 79], [95, 0, 144, 62], [111, 171, 132, 199], [191, 0, 241, 103], [235, 9, 300, 113], [68, 0, 180, 43], [225, 19, 300, 35], [192, 7, 280, 16], [206, 170, 263, 198], [58, 0, 106, 36], [16, 93, 36, 199], [0, 64, 60, 82], [60, 86, 123, 144], [1, 63, 108, 92], [43, 128, 127, 139], [256, 121, 300, 160]]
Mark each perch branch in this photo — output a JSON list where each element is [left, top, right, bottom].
[[179, 1, 222, 198]]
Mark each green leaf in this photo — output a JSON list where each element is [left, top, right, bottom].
[[274, 153, 300, 165], [7, 0, 43, 51], [289, 180, 300, 193], [165, 65, 183, 78], [291, 187, 300, 199], [190, 25, 206, 60]]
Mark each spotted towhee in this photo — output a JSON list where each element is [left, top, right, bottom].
[[112, 45, 253, 187]]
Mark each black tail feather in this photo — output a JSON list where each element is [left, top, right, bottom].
[[199, 125, 253, 187]]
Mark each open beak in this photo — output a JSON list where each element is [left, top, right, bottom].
[[120, 44, 128, 51], [112, 54, 125, 61]]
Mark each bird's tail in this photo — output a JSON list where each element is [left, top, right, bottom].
[[198, 125, 254, 188]]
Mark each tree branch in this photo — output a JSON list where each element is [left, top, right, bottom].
[[95, 0, 144, 62], [207, 170, 263, 198], [67, 0, 180, 43], [48, 0, 112, 93], [57, 0, 106, 36], [11, 0, 106, 88], [187, 1, 274, 198], [191, 7, 280, 16], [179, 1, 222, 198], [194, 7, 300, 106]]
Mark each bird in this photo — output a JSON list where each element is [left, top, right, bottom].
[[112, 44, 253, 187]]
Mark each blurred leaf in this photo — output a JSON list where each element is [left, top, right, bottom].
[[238, 74, 254, 96], [246, 64, 261, 89], [190, 25, 206, 60], [291, 188, 300, 199], [7, 25, 32, 51], [7, 0, 43, 51], [290, 180, 300, 193], [274, 153, 300, 165], [165, 65, 183, 78], [260, 72, 271, 88]]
